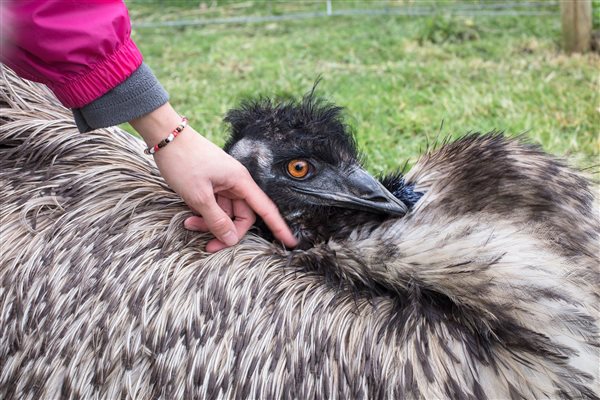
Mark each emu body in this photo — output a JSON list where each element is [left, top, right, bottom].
[[0, 68, 599, 399]]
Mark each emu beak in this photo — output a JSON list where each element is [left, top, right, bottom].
[[295, 168, 408, 216]]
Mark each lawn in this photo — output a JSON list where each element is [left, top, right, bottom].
[[125, 1, 599, 174]]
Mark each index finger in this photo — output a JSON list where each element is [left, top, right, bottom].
[[233, 179, 298, 248]]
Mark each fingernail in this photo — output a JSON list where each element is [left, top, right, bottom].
[[222, 231, 238, 246]]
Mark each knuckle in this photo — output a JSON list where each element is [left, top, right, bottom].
[[259, 208, 276, 222], [270, 225, 285, 236], [234, 166, 252, 180], [189, 189, 213, 208], [209, 215, 233, 235], [238, 214, 256, 228], [240, 167, 252, 179]]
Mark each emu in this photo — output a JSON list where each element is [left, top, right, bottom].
[[0, 68, 598, 399]]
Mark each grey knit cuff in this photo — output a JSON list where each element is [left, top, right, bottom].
[[73, 63, 169, 133]]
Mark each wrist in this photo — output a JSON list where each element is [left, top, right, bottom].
[[130, 102, 183, 147]]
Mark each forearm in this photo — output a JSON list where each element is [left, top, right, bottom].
[[73, 63, 169, 133]]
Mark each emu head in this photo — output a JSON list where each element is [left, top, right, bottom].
[[224, 93, 407, 247]]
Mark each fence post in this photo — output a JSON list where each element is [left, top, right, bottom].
[[326, 0, 332, 16], [560, 0, 592, 53]]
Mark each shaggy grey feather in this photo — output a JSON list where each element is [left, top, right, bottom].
[[0, 66, 598, 399]]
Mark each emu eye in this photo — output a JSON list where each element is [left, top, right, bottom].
[[287, 159, 310, 179]]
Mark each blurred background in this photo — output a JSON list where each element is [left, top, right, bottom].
[[125, 0, 599, 172]]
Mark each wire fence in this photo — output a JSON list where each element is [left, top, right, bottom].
[[132, 1, 560, 29]]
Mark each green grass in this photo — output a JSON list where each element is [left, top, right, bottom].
[[125, 2, 599, 174]]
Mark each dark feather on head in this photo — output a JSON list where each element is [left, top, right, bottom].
[[224, 90, 411, 248]]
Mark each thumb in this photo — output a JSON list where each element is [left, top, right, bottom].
[[194, 194, 239, 247]]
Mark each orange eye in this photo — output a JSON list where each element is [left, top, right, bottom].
[[287, 159, 310, 179]]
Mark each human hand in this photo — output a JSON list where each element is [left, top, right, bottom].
[[131, 103, 297, 252]]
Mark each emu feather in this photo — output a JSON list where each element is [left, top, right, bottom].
[[0, 67, 598, 399]]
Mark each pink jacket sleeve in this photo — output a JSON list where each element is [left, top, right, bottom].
[[2, 0, 143, 108]]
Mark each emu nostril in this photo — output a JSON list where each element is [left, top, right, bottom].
[[364, 194, 388, 203]]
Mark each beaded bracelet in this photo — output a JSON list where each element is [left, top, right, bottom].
[[144, 116, 188, 155]]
